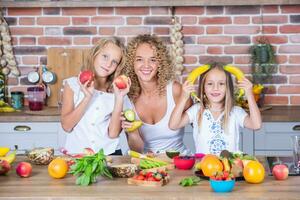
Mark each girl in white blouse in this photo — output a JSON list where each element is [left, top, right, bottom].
[[61, 37, 130, 155], [169, 63, 262, 155]]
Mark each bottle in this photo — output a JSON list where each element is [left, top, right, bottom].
[[11, 91, 24, 110]]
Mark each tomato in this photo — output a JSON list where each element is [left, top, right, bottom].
[[243, 160, 265, 184], [136, 175, 145, 180], [200, 154, 223, 177], [48, 158, 68, 179]]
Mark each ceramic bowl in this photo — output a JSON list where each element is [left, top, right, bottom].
[[173, 156, 195, 170], [209, 179, 235, 193]]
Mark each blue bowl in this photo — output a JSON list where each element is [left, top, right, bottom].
[[209, 179, 235, 193]]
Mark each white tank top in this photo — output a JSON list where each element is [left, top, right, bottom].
[[134, 82, 189, 154]]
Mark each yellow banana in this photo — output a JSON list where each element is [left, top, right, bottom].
[[223, 65, 245, 98], [0, 150, 17, 164], [186, 64, 211, 102], [0, 147, 10, 157], [0, 100, 6, 107], [0, 106, 15, 112], [126, 120, 143, 133]]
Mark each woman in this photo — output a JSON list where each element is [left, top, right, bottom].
[[121, 34, 192, 154]]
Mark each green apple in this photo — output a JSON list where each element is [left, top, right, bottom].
[[124, 109, 135, 122]]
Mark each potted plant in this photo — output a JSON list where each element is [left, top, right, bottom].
[[250, 36, 276, 84], [249, 36, 277, 108]]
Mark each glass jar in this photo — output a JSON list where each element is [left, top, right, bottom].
[[27, 86, 45, 111], [11, 91, 24, 110]]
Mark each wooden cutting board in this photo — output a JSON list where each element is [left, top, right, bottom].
[[47, 48, 89, 107]]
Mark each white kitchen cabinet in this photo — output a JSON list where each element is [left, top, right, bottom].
[[253, 122, 300, 156], [0, 122, 61, 153]]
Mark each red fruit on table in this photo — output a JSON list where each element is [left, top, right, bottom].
[[0, 160, 11, 175], [114, 75, 128, 89], [272, 164, 289, 180], [79, 70, 94, 85], [16, 162, 32, 178]]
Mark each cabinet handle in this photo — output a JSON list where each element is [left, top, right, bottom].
[[293, 125, 300, 131], [14, 125, 31, 132]]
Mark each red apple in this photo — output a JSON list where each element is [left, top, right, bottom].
[[114, 75, 128, 89], [0, 160, 11, 175], [272, 164, 289, 180], [79, 70, 94, 85], [16, 162, 32, 178]]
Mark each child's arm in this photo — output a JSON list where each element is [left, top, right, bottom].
[[108, 79, 131, 138], [169, 81, 194, 130], [61, 80, 94, 132], [238, 77, 262, 130]]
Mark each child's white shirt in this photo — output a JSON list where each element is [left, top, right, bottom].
[[186, 103, 248, 155], [62, 77, 131, 155]]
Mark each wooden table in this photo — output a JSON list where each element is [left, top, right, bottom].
[[0, 156, 299, 200]]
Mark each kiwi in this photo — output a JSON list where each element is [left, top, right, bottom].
[[166, 150, 180, 159], [220, 150, 233, 159], [124, 109, 135, 122]]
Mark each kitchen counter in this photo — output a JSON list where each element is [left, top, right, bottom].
[[2, 0, 300, 7], [0, 156, 299, 200], [0, 106, 299, 122], [0, 107, 60, 122]]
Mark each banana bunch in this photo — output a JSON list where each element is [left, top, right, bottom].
[[186, 64, 211, 102], [0, 149, 17, 164], [170, 17, 184, 75], [0, 146, 10, 157], [0, 100, 15, 112], [223, 65, 245, 98]]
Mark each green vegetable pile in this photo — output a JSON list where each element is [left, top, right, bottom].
[[139, 159, 167, 169], [179, 176, 202, 187], [69, 149, 112, 186]]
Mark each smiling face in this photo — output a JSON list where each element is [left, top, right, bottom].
[[204, 68, 227, 105], [133, 43, 159, 82], [93, 42, 122, 78]]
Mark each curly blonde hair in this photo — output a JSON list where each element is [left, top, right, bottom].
[[121, 34, 174, 102], [83, 37, 126, 91]]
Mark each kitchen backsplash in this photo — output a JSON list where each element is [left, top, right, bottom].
[[2, 5, 300, 105]]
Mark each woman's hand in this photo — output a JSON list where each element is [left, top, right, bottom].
[[181, 80, 196, 100], [237, 77, 253, 98], [120, 114, 133, 131]]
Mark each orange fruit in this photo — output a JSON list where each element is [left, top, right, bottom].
[[200, 154, 223, 177], [243, 160, 265, 184], [48, 158, 68, 179]]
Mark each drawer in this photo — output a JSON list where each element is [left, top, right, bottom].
[[0, 122, 59, 152], [254, 122, 300, 152], [0, 122, 59, 133]]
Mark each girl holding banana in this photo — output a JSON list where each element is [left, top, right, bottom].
[[169, 63, 262, 155]]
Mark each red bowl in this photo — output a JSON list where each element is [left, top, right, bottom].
[[173, 156, 195, 170]]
